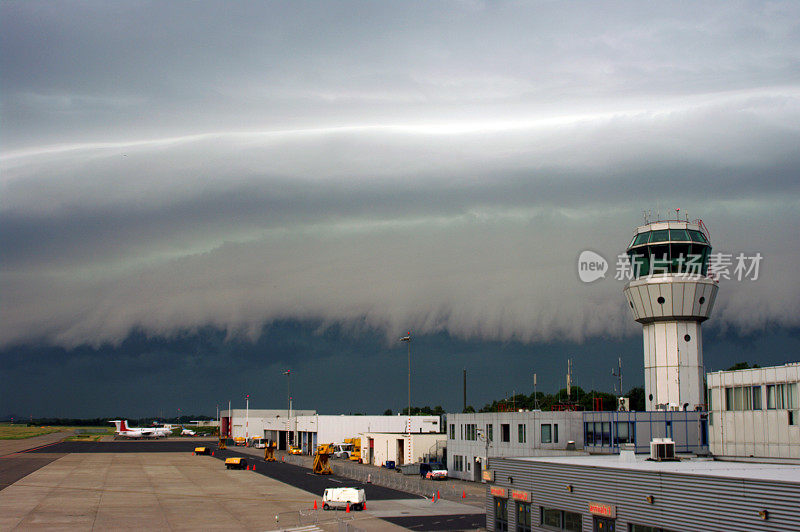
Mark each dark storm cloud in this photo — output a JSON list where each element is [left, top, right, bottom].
[[2, 1, 800, 353]]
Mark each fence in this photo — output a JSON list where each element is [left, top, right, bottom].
[[279, 454, 465, 500], [272, 508, 365, 532]]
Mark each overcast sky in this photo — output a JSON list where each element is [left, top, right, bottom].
[[2, 1, 799, 417]]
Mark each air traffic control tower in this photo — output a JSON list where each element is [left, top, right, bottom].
[[623, 217, 719, 411]]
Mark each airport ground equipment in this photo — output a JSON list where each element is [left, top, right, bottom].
[[218, 438, 227, 450], [264, 440, 277, 462], [194, 447, 211, 455], [225, 457, 247, 470], [313, 443, 334, 475], [345, 437, 362, 462], [322, 487, 366, 511]]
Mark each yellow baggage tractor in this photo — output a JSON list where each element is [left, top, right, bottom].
[[225, 457, 247, 470], [194, 447, 211, 455]]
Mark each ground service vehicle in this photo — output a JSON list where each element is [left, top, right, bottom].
[[233, 437, 246, 446], [289, 445, 303, 455], [251, 437, 266, 449], [225, 457, 247, 470], [332, 442, 354, 459], [421, 462, 448, 480], [344, 438, 362, 462], [322, 487, 366, 511]]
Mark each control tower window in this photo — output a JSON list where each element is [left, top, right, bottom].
[[669, 229, 691, 241], [650, 230, 669, 243], [633, 232, 650, 246], [689, 230, 708, 243]]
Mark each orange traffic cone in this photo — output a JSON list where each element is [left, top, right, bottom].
[[252, 464, 256, 471], [211, 451, 214, 456], [346, 502, 350, 513], [437, 490, 440, 500], [462, 490, 467, 498], [432, 492, 436, 503], [363, 501, 366, 510], [192, 452, 195, 455], [314, 500, 318, 510], [282, 455, 285, 462]]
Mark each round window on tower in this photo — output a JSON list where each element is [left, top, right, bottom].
[[657, 296, 665, 305], [699, 296, 706, 304], [684, 334, 691, 342]]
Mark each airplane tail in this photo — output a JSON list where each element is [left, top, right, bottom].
[[109, 420, 122, 432], [120, 420, 131, 431]]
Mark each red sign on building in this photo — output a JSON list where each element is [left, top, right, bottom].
[[490, 486, 508, 498], [588, 502, 616, 518], [511, 490, 531, 502]]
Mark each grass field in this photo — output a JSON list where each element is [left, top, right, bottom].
[[0, 424, 62, 440], [0, 424, 115, 440]]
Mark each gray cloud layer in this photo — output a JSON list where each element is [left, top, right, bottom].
[[2, 1, 799, 349]]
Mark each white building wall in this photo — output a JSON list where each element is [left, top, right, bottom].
[[447, 411, 585, 481], [361, 432, 446, 467], [708, 363, 800, 459], [299, 415, 440, 444]]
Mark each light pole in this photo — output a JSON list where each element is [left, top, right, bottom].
[[400, 332, 412, 429], [284, 369, 291, 449], [245, 394, 250, 441]]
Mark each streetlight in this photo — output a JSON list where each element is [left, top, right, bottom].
[[400, 331, 412, 431], [283, 369, 291, 449], [245, 394, 250, 441]]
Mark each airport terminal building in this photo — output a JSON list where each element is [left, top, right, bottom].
[[484, 454, 800, 532]]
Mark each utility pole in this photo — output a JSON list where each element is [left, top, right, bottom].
[[463, 368, 467, 412], [534, 372, 539, 409], [245, 394, 249, 441]]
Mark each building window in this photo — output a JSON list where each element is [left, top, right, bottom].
[[725, 386, 766, 411], [517, 502, 532, 532], [453, 455, 463, 471], [630, 525, 677, 532], [767, 383, 796, 410], [752, 386, 762, 410], [487, 424, 493, 442], [541, 507, 581, 532], [449, 424, 455, 440], [541, 424, 552, 444], [461, 424, 464, 439], [501, 424, 510, 442], [554, 424, 559, 443], [495, 497, 509, 532], [616, 422, 634, 444], [518, 423, 526, 443]]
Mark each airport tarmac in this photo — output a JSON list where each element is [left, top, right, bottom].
[[0, 440, 486, 531]]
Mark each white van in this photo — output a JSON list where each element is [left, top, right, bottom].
[[322, 487, 366, 511]]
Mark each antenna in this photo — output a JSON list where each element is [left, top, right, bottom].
[[612, 357, 623, 398], [566, 359, 572, 400]]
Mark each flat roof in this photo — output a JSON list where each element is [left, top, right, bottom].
[[508, 455, 800, 483]]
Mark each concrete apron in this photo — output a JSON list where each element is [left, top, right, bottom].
[[0, 452, 408, 531]]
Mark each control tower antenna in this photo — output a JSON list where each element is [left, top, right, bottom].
[[623, 216, 718, 411]]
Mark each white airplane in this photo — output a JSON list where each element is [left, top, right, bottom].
[[109, 420, 171, 438], [180, 427, 196, 436]]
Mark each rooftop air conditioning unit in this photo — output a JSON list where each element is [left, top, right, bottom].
[[617, 397, 629, 411], [650, 438, 675, 461]]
